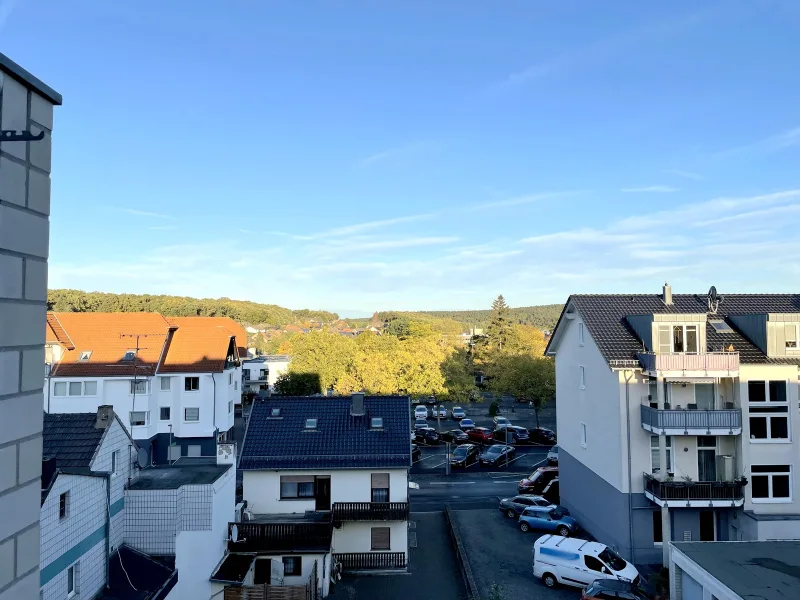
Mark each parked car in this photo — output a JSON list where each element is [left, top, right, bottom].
[[467, 427, 494, 444], [492, 425, 530, 445], [519, 506, 578, 536], [439, 429, 469, 444], [435, 405, 447, 418], [533, 535, 640, 590], [415, 427, 440, 445], [547, 445, 559, 465], [411, 443, 421, 462], [414, 418, 429, 430], [479, 444, 515, 467], [449, 443, 479, 468], [425, 395, 437, 405], [459, 418, 476, 431], [493, 416, 511, 427], [519, 466, 558, 494], [541, 478, 560, 505], [529, 427, 557, 446], [451, 406, 466, 420], [414, 405, 429, 420], [582, 579, 654, 600], [498, 495, 556, 518]]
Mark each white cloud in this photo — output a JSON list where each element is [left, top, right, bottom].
[[357, 141, 436, 167], [621, 185, 679, 193], [713, 126, 800, 159], [149, 225, 178, 231], [664, 169, 704, 181], [469, 191, 581, 211], [119, 208, 176, 220]]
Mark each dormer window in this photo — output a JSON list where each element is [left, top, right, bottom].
[[271, 408, 281, 417], [657, 325, 698, 354], [122, 350, 137, 362], [785, 324, 799, 350], [79, 351, 92, 361], [305, 418, 318, 430], [371, 417, 384, 429]]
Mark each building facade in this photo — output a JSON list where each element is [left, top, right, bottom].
[[0, 53, 61, 600], [545, 286, 800, 565], [241, 355, 290, 394]]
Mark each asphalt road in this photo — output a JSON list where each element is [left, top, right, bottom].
[[412, 444, 551, 475], [409, 471, 531, 511]]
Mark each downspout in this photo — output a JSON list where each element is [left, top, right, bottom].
[[212, 372, 218, 445], [624, 369, 635, 564], [105, 473, 112, 589]]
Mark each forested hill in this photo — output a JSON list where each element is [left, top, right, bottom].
[[46, 289, 338, 326], [410, 304, 563, 331]]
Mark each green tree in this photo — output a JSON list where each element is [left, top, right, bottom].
[[486, 295, 514, 351], [487, 353, 555, 427], [274, 372, 322, 395], [440, 347, 475, 401]]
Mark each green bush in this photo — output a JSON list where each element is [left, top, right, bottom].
[[489, 401, 500, 416]]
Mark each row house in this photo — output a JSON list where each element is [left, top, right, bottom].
[[212, 394, 411, 598], [44, 312, 245, 464], [545, 285, 800, 565]]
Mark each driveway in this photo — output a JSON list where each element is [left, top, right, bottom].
[[451, 508, 579, 600], [331, 512, 466, 600]]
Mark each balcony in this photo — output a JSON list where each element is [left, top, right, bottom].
[[640, 405, 742, 436], [643, 473, 745, 508], [332, 502, 410, 522], [333, 552, 407, 572], [637, 352, 739, 376], [226, 521, 332, 553]]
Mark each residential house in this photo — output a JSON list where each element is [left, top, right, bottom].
[[217, 394, 411, 598], [0, 52, 61, 600], [545, 284, 800, 565], [241, 355, 291, 394], [44, 312, 243, 464]]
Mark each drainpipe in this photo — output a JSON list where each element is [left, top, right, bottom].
[[105, 473, 112, 588], [624, 370, 635, 564], [211, 373, 218, 446]]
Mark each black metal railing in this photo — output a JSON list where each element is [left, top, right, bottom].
[[640, 405, 741, 431], [334, 552, 407, 571], [227, 521, 332, 553], [332, 502, 409, 522], [643, 473, 745, 503]]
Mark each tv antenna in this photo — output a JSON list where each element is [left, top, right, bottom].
[[118, 333, 167, 416]]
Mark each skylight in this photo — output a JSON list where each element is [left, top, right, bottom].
[[122, 350, 137, 362], [710, 320, 734, 333], [271, 408, 281, 417], [305, 418, 318, 430], [79, 351, 92, 361], [371, 417, 384, 429]]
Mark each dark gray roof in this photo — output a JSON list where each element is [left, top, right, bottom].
[[210, 553, 256, 584], [547, 294, 800, 366], [673, 540, 800, 600], [100, 545, 177, 600], [239, 396, 412, 470], [0, 53, 62, 105], [128, 462, 231, 490], [43, 413, 105, 468]]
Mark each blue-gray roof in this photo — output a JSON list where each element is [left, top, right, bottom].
[[239, 395, 411, 470]]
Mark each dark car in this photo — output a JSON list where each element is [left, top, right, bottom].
[[411, 443, 421, 462], [425, 395, 437, 405], [440, 429, 469, 444], [547, 444, 559, 465], [449, 443, 479, 468], [458, 418, 476, 432], [518, 466, 559, 494], [498, 495, 557, 518], [492, 425, 530, 445], [582, 579, 654, 600], [528, 427, 557, 446], [541, 477, 560, 505], [479, 444, 516, 467], [467, 427, 494, 445], [415, 427, 440, 445]]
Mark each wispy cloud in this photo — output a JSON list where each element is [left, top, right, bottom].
[[357, 141, 436, 167], [148, 225, 178, 231], [664, 169, 704, 181], [319, 214, 435, 238], [621, 185, 679, 193], [713, 126, 800, 159], [469, 191, 581, 211], [119, 208, 176, 220], [0, 0, 18, 30]]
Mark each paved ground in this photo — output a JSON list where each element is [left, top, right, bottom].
[[330, 512, 466, 600], [451, 508, 581, 600], [410, 471, 528, 511]]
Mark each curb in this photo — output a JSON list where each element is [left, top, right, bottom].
[[444, 503, 480, 600]]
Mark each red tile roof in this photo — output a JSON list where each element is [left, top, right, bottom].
[[160, 317, 239, 373]]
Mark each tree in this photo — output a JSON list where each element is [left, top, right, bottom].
[[486, 295, 514, 351], [274, 372, 321, 395], [487, 353, 555, 427], [440, 347, 476, 401]]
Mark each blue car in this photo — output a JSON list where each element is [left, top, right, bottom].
[[518, 506, 578, 537], [459, 418, 476, 431]]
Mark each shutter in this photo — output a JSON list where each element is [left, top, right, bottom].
[[281, 475, 315, 483], [371, 527, 391, 550], [371, 473, 390, 489]]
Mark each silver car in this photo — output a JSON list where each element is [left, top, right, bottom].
[[547, 445, 559, 465]]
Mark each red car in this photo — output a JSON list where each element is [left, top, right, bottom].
[[467, 427, 494, 444], [518, 466, 558, 494]]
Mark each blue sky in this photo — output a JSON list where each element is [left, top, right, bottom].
[[4, 0, 800, 316]]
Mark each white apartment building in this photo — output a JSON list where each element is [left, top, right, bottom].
[[241, 354, 291, 394], [44, 312, 244, 465], [545, 285, 800, 566], [214, 394, 411, 598], [0, 53, 61, 600]]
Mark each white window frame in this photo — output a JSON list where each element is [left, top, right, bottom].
[[578, 322, 585, 346], [785, 324, 799, 351], [68, 381, 82, 396], [160, 406, 171, 421], [78, 351, 92, 361], [111, 450, 119, 476], [129, 380, 149, 395], [579, 366, 585, 390], [160, 376, 171, 391], [184, 407, 200, 422], [580, 423, 587, 448], [184, 376, 200, 392], [83, 381, 97, 396], [229, 373, 233, 385], [54, 381, 67, 396], [67, 562, 78, 597], [650, 435, 673, 474], [129, 411, 148, 427], [234, 380, 238, 391], [59, 491, 69, 520], [751, 465, 792, 503], [228, 400, 233, 414], [657, 324, 699, 353], [749, 380, 791, 443]]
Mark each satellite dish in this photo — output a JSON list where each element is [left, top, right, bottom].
[[231, 524, 239, 543], [136, 448, 148, 469], [709, 286, 718, 303]]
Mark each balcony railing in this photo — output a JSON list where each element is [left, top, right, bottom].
[[332, 502, 410, 522], [640, 405, 742, 434], [643, 473, 745, 507], [333, 552, 407, 571], [242, 375, 267, 382], [638, 352, 739, 374], [227, 521, 332, 553]]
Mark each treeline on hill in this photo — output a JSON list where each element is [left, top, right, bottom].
[[406, 304, 564, 331], [46, 289, 338, 326]]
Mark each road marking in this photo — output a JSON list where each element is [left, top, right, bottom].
[[413, 454, 443, 464], [530, 457, 547, 469], [492, 480, 520, 484], [429, 461, 447, 468], [429, 481, 476, 485]]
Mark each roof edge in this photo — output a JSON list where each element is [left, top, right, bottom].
[[0, 53, 62, 105], [544, 297, 575, 356]]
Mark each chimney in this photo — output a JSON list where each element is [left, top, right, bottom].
[[350, 392, 365, 416], [95, 405, 114, 429], [662, 282, 673, 306]]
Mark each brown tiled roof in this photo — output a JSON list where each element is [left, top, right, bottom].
[[165, 316, 247, 358], [46, 314, 74, 349], [160, 317, 238, 373]]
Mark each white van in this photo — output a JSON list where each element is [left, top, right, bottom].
[[532, 535, 640, 589]]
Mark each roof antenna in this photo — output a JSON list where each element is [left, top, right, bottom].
[[707, 286, 724, 314]]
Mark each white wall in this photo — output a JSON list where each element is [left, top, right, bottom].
[[332, 522, 407, 554], [242, 469, 408, 514]]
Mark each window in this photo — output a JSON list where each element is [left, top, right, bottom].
[[79, 351, 92, 361], [305, 418, 318, 430], [59, 491, 69, 519], [234, 381, 238, 391], [67, 563, 79, 596], [657, 324, 699, 353], [130, 411, 148, 426], [280, 475, 315, 499], [228, 400, 233, 414], [282, 556, 302, 576], [371, 526, 391, 550], [160, 407, 171, 421], [229, 373, 232, 385], [578, 322, 585, 346], [122, 350, 137, 362], [653, 511, 663, 543], [130, 380, 148, 395], [371, 417, 384, 429], [111, 450, 119, 475], [68, 381, 82, 396], [579, 366, 585, 390], [184, 377, 200, 391], [786, 324, 799, 350], [371, 473, 390, 503], [54, 382, 67, 396], [751, 465, 792, 502], [748, 381, 766, 402], [710, 320, 734, 333], [184, 407, 200, 422], [160, 377, 171, 391], [83, 381, 97, 396], [580, 423, 587, 448], [271, 408, 281, 417], [168, 445, 182, 461], [650, 436, 673, 473], [584, 555, 606, 573], [749, 381, 789, 441]]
